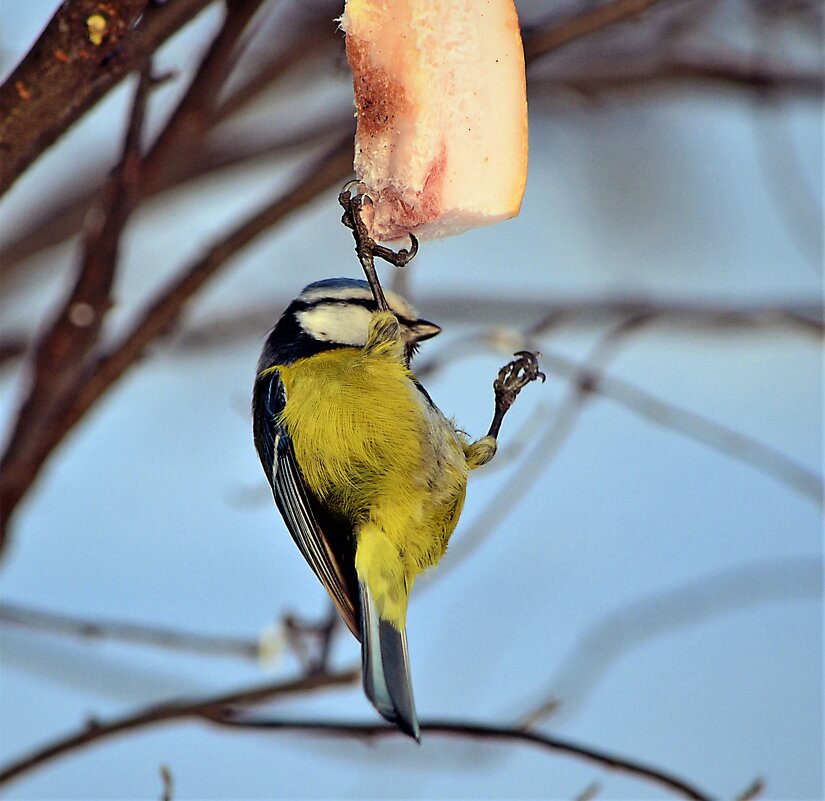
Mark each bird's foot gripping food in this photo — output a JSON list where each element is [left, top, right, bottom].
[[339, 183, 420, 268], [487, 351, 546, 439], [339, 182, 419, 312]]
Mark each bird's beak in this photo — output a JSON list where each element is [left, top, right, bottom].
[[409, 319, 442, 342]]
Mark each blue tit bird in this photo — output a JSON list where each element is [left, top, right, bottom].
[[253, 278, 520, 740]]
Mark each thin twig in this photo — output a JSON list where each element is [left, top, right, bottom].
[[539, 347, 823, 505], [159, 764, 173, 801], [735, 777, 766, 801], [0, 602, 260, 661], [423, 324, 636, 586], [523, 0, 677, 62], [283, 604, 340, 676], [0, 668, 360, 788], [415, 330, 822, 509], [574, 781, 602, 801], [531, 52, 824, 97], [212, 717, 714, 801], [518, 558, 821, 727]]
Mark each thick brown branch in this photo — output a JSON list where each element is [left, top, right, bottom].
[[0, 65, 154, 548], [0, 669, 360, 789], [0, 10, 342, 282], [211, 718, 714, 801], [0, 138, 352, 546], [0, 0, 216, 197]]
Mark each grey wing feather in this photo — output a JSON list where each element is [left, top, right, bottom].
[[253, 370, 359, 638]]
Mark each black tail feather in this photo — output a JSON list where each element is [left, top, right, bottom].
[[359, 582, 420, 741]]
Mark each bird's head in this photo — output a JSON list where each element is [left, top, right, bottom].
[[259, 278, 441, 367]]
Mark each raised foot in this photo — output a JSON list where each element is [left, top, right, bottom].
[[487, 351, 546, 440], [494, 351, 546, 410]]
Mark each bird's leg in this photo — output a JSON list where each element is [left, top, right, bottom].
[[339, 182, 419, 312], [464, 351, 546, 469]]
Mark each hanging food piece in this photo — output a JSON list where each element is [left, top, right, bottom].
[[341, 0, 528, 243]]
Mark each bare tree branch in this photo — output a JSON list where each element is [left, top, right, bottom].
[[0, 668, 360, 789], [0, 0, 218, 196], [0, 567, 813, 796], [159, 765, 173, 801], [533, 52, 825, 97], [0, 602, 260, 661], [0, 63, 157, 548], [735, 777, 766, 801], [0, 663, 713, 801], [88, 296, 825, 353], [416, 333, 822, 509], [0, 138, 352, 549], [536, 347, 823, 505], [519, 558, 822, 727], [523, 0, 678, 62], [212, 718, 714, 801]]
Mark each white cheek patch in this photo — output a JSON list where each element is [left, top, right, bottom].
[[297, 303, 374, 346]]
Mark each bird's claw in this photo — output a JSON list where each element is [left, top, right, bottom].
[[338, 182, 418, 268], [486, 351, 545, 440], [494, 350, 546, 406]]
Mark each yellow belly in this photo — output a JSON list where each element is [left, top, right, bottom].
[[276, 347, 468, 626]]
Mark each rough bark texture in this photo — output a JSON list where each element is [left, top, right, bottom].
[[0, 0, 214, 197]]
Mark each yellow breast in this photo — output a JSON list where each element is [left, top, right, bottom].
[[276, 346, 469, 619]]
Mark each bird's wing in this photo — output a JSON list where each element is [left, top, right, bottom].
[[253, 369, 360, 638]]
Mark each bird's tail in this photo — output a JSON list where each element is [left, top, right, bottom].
[[359, 581, 420, 741]]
